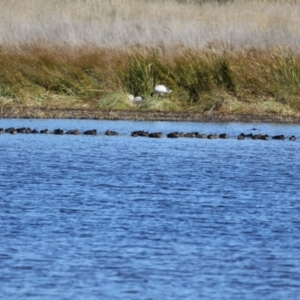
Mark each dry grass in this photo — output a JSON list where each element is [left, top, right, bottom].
[[0, 0, 300, 50]]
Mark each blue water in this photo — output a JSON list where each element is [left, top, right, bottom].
[[1, 119, 300, 300]]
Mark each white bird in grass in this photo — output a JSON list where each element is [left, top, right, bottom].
[[151, 85, 172, 97], [127, 94, 144, 103]]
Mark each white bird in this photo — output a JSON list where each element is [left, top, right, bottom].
[[127, 94, 144, 103], [151, 85, 172, 97]]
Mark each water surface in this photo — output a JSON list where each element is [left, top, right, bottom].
[[1, 119, 300, 300]]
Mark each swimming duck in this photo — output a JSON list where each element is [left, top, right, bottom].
[[184, 132, 198, 138], [66, 129, 80, 135], [149, 132, 163, 138], [207, 134, 218, 139], [40, 129, 51, 134], [196, 133, 207, 138], [272, 134, 285, 140], [131, 130, 149, 137], [219, 133, 229, 139], [237, 133, 245, 140], [167, 132, 184, 138], [53, 129, 64, 135], [105, 130, 118, 136], [83, 129, 97, 135]]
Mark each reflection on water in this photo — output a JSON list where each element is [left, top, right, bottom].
[[1, 119, 300, 300]]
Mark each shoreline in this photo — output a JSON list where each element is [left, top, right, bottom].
[[0, 107, 300, 124]]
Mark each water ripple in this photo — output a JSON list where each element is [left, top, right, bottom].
[[1, 120, 300, 299]]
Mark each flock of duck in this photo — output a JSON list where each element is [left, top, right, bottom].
[[131, 131, 297, 140], [0, 127, 297, 141]]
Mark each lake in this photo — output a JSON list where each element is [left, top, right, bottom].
[[1, 119, 300, 300]]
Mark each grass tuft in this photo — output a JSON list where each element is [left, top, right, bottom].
[[121, 52, 155, 97], [137, 96, 180, 111], [95, 93, 135, 110]]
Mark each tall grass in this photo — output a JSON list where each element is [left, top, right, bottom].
[[121, 52, 156, 97], [0, 0, 300, 50], [1, 45, 300, 115]]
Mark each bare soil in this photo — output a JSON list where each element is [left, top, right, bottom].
[[1, 107, 300, 124]]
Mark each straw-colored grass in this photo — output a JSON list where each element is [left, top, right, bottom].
[[0, 0, 300, 50]]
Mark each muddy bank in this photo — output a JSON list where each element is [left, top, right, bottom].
[[1, 107, 300, 124]]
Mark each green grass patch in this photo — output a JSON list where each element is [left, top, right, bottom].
[[137, 96, 180, 111], [95, 93, 134, 110]]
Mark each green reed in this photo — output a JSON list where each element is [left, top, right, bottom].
[[0, 45, 300, 116]]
